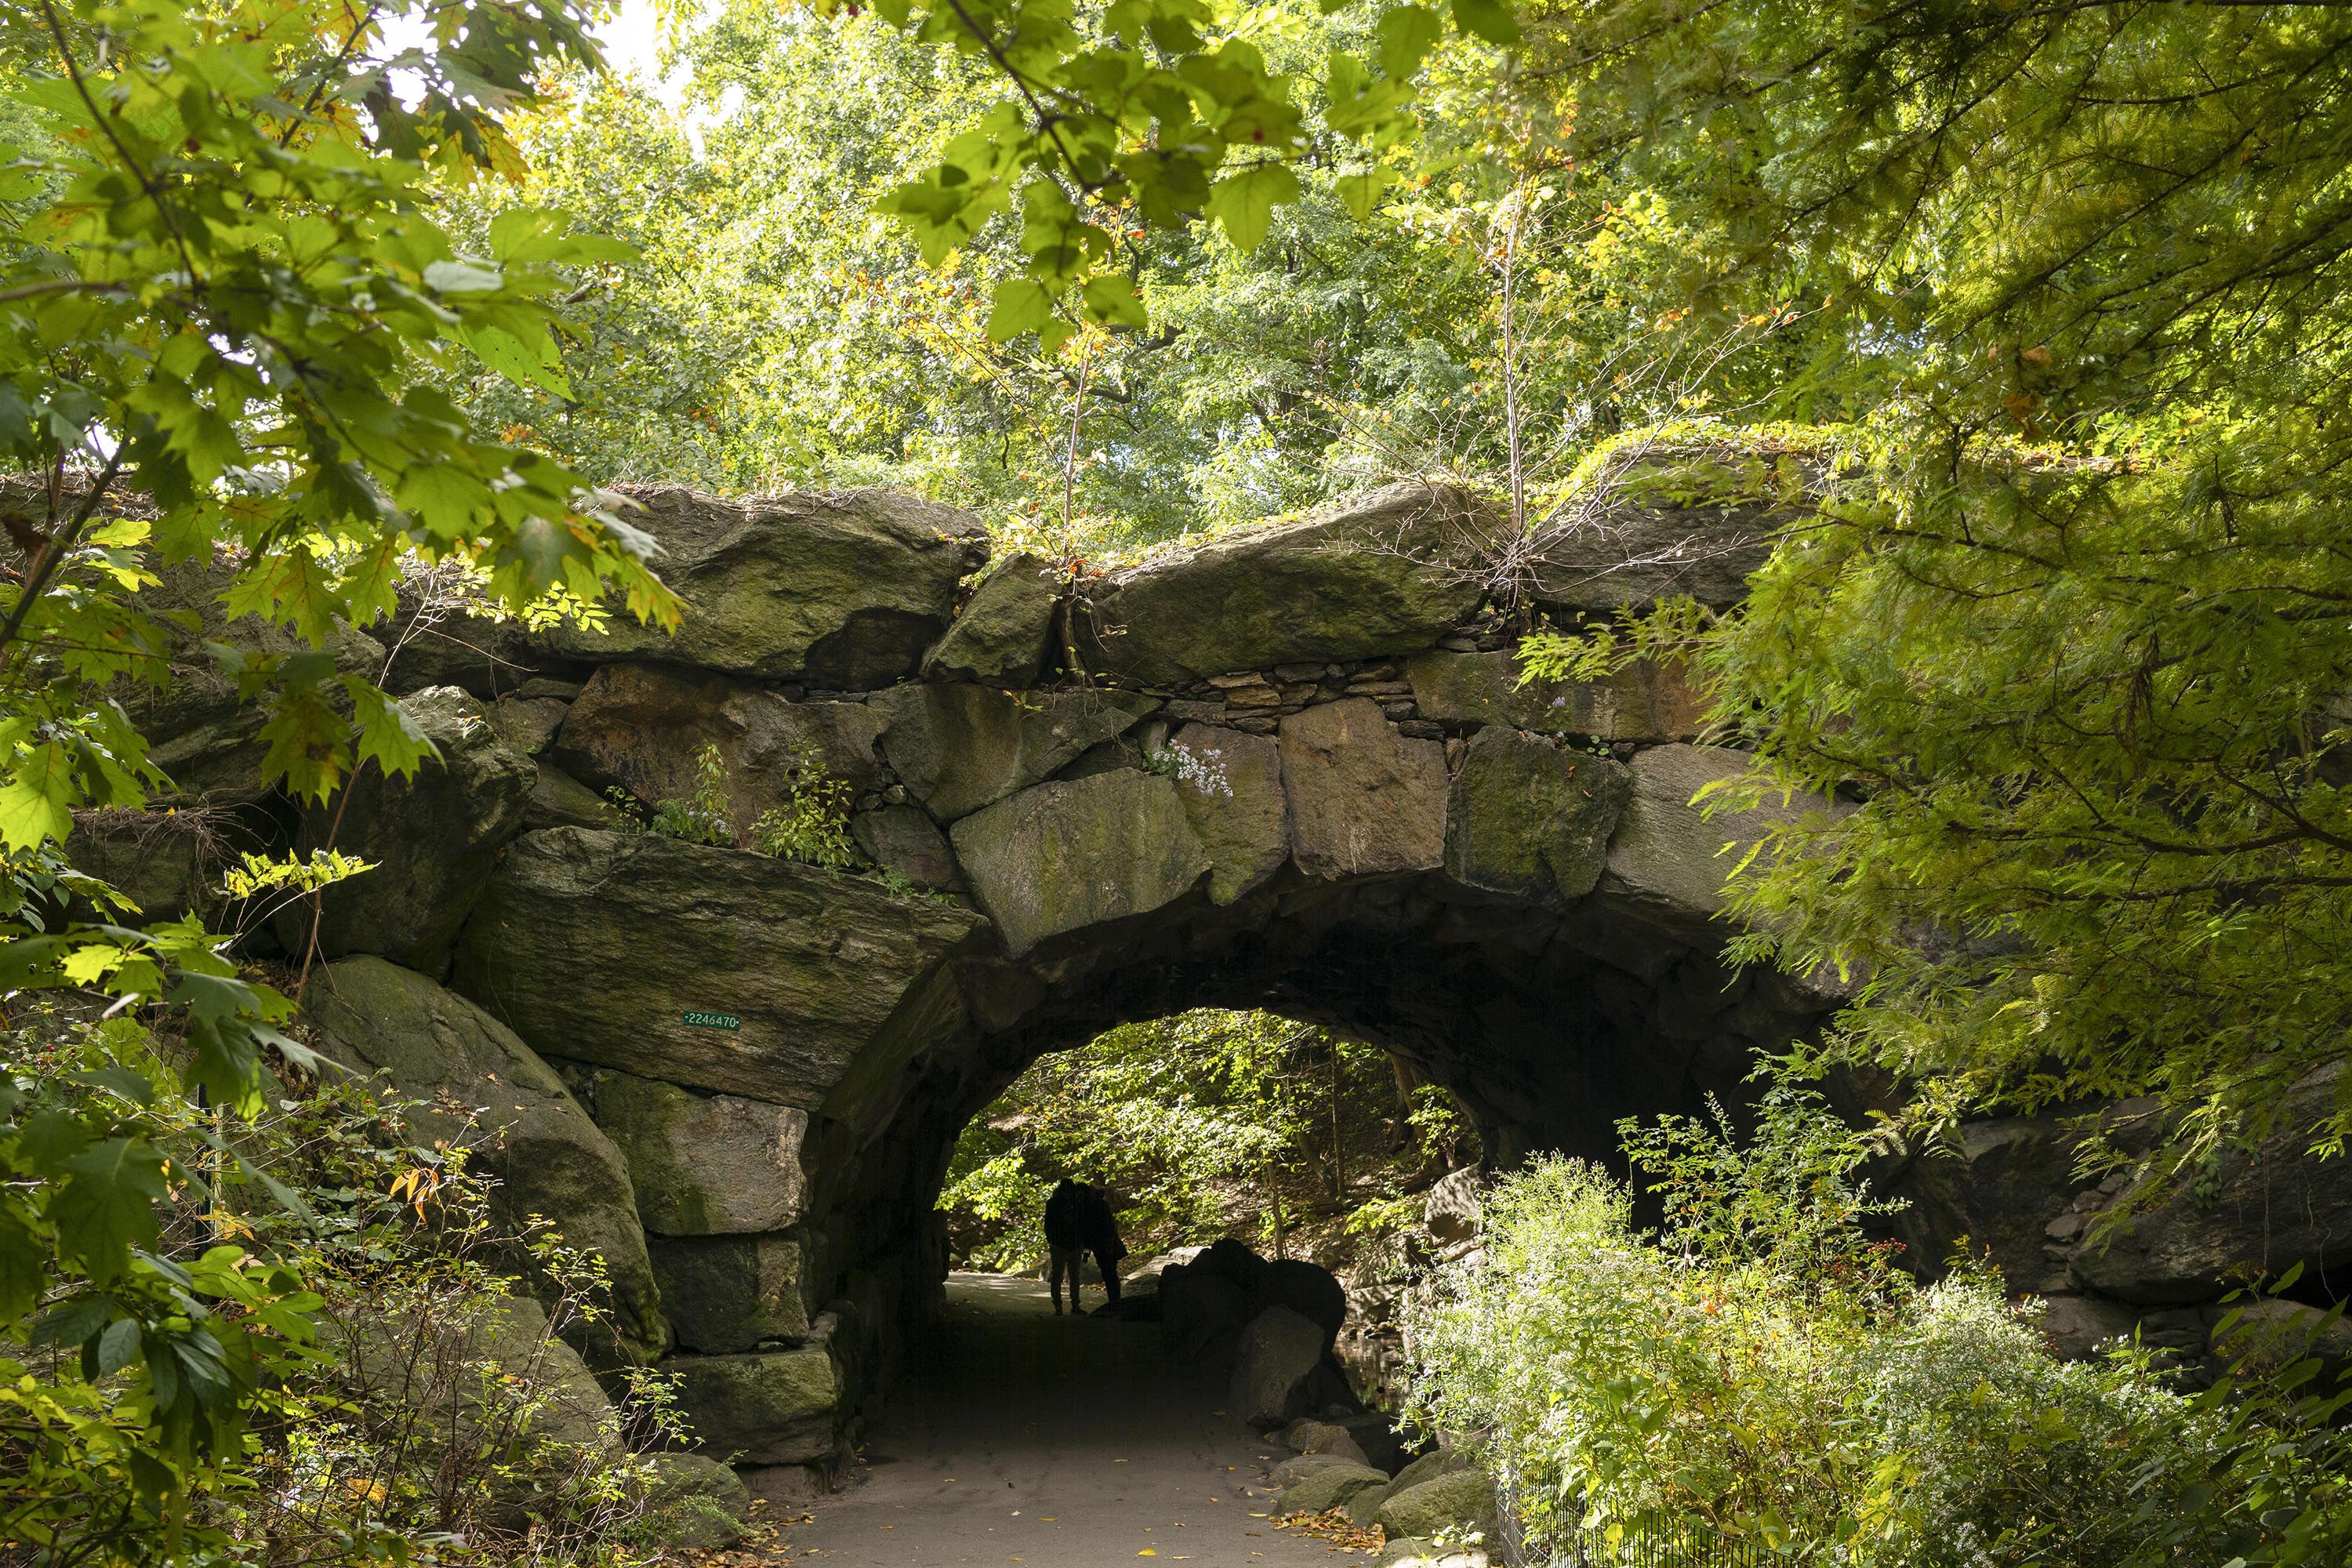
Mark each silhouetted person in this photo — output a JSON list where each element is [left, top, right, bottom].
[[1043, 1178, 1127, 1314]]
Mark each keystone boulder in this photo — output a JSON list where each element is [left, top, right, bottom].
[[950, 772, 1210, 957]]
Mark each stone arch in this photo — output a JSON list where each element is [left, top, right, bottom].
[[107, 473, 2333, 1492]]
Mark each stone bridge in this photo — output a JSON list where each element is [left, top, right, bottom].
[[93, 477, 2352, 1490]]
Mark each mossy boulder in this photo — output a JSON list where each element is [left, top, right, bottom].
[[1406, 649, 1706, 742], [851, 804, 963, 889], [289, 687, 535, 973], [1375, 1468, 1498, 1543], [1445, 728, 1632, 905], [1279, 1462, 1391, 1516], [583, 1068, 808, 1235], [650, 1233, 811, 1352], [1278, 699, 1447, 879], [1165, 724, 1288, 904], [872, 682, 1156, 820], [538, 487, 989, 687], [661, 1345, 840, 1465], [303, 957, 667, 1364], [450, 829, 987, 1106], [637, 1453, 753, 1552], [67, 808, 234, 926], [523, 764, 627, 831], [949, 772, 1210, 957], [551, 662, 887, 829], [924, 551, 1062, 685], [1076, 482, 1490, 684]]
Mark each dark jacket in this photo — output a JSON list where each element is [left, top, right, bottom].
[[1044, 1180, 1126, 1261]]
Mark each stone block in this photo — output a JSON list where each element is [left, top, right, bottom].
[[1443, 728, 1630, 904], [1165, 724, 1288, 904], [949, 772, 1210, 958], [651, 1233, 811, 1352], [924, 551, 1062, 685], [586, 1068, 808, 1234], [1406, 648, 1706, 741], [1279, 699, 1447, 878], [873, 682, 1156, 821], [661, 1346, 840, 1465]]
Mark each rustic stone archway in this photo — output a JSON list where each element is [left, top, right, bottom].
[[106, 471, 2343, 1494]]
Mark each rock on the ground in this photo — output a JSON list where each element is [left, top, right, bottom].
[[1279, 1462, 1390, 1516], [289, 687, 535, 972], [1281, 1417, 1369, 1467], [1406, 649, 1707, 742], [551, 664, 887, 830], [1272, 1452, 1366, 1489], [2034, 1293, 2145, 1361], [1256, 1258, 1348, 1352], [924, 551, 1062, 685], [582, 1068, 808, 1235], [1279, 699, 1448, 878], [650, 1233, 811, 1353], [1164, 724, 1289, 904], [873, 682, 1156, 820], [2074, 1065, 2352, 1304], [1377, 1468, 1500, 1544], [637, 1452, 753, 1552], [304, 957, 667, 1363], [539, 487, 989, 687], [660, 1345, 840, 1466], [1445, 728, 1631, 905], [1231, 1306, 1354, 1428], [1195, 1238, 1273, 1294], [1077, 482, 1490, 685], [1601, 742, 1833, 922], [450, 829, 985, 1108], [1386, 1447, 1479, 1497], [1159, 1261, 1250, 1364], [1377, 1541, 1490, 1568], [950, 772, 1210, 958]]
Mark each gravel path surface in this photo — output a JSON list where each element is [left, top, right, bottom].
[[786, 1273, 1344, 1567]]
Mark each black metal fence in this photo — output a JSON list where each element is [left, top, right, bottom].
[[1554, 1529, 1773, 1568]]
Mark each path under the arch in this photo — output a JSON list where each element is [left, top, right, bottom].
[[787, 1276, 1348, 1567]]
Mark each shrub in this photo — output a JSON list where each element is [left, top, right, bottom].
[[751, 747, 856, 868], [1402, 1089, 2352, 1566]]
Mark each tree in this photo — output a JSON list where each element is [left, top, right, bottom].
[[1516, 2, 2352, 1170]]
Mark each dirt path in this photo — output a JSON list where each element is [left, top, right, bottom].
[[780, 1274, 1347, 1567]]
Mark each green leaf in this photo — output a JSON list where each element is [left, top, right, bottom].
[[987, 278, 1059, 343], [1081, 274, 1150, 329], [1337, 165, 1402, 221], [1377, 5, 1445, 76], [52, 1138, 168, 1285], [423, 259, 505, 294], [96, 1316, 142, 1376], [457, 323, 572, 398], [0, 742, 78, 851], [1450, 0, 1519, 46], [1207, 163, 1301, 252]]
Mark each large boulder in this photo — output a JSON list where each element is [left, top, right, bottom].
[[524, 764, 630, 832], [1078, 483, 1490, 685], [1230, 1306, 1355, 1428], [1376, 1468, 1499, 1544], [1423, 1168, 1482, 1248], [659, 1345, 840, 1465], [1893, 1114, 2096, 1290], [450, 829, 987, 1106], [1444, 728, 1631, 905], [1388, 1448, 1480, 1497], [582, 1068, 808, 1235], [287, 687, 535, 974], [1526, 454, 1799, 612], [1163, 724, 1289, 905], [1159, 1261, 1250, 1363], [67, 808, 234, 926], [2074, 1065, 2352, 1305], [1406, 650, 1707, 742], [650, 1233, 811, 1352], [1279, 1462, 1391, 1517], [1256, 1258, 1348, 1352], [1601, 742, 1835, 922], [924, 551, 1062, 685], [539, 487, 989, 686], [637, 1452, 753, 1552], [1193, 1238, 1273, 1295], [1279, 699, 1448, 879], [872, 682, 1156, 820], [303, 957, 667, 1363], [551, 664, 887, 829], [949, 772, 1210, 958]]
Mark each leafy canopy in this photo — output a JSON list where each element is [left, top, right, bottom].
[[1519, 0, 2352, 1165]]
